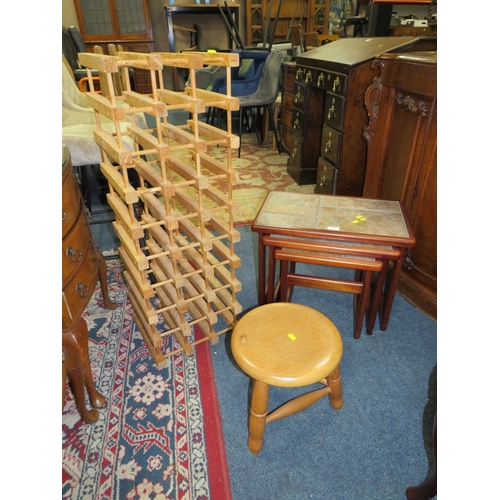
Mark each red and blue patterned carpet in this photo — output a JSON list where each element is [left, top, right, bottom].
[[62, 259, 231, 500]]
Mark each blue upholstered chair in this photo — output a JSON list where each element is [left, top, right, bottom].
[[211, 50, 269, 97], [237, 49, 284, 157]]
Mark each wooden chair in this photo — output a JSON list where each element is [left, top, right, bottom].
[[289, 24, 304, 57], [262, 236, 400, 338], [304, 31, 320, 50], [231, 302, 344, 454]]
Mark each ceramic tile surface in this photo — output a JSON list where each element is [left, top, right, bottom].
[[254, 191, 410, 239]]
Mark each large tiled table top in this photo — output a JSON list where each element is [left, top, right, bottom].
[[253, 192, 411, 240]]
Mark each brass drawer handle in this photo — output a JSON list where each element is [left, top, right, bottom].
[[328, 101, 336, 119], [325, 140, 333, 153], [296, 68, 302, 79], [332, 76, 340, 92], [317, 73, 325, 86], [75, 281, 89, 298], [291, 147, 298, 157], [293, 118, 301, 129], [294, 88, 301, 103], [319, 174, 327, 187], [305, 70, 312, 83], [66, 245, 83, 263]]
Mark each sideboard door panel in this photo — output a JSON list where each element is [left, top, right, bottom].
[[362, 52, 437, 319]]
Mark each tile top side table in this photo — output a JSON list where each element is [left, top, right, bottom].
[[251, 191, 416, 331]]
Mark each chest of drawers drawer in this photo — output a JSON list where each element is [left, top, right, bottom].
[[62, 205, 94, 285], [292, 82, 306, 110], [288, 135, 302, 167], [315, 69, 348, 94], [315, 157, 338, 195], [294, 65, 315, 85], [323, 92, 345, 131], [292, 108, 304, 139], [62, 246, 99, 328], [321, 125, 341, 166]]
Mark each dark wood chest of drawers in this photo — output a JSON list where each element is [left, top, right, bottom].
[[286, 37, 434, 195]]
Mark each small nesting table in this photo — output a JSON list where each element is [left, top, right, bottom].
[[231, 302, 344, 454], [251, 191, 415, 332]]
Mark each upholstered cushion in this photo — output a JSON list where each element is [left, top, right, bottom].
[[62, 108, 136, 166]]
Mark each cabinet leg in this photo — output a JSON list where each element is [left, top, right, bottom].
[[96, 249, 118, 310], [63, 317, 106, 424]]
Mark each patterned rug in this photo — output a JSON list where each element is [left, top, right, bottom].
[[211, 134, 315, 225], [62, 259, 231, 500]]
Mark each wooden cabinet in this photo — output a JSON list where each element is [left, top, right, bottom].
[[72, 0, 154, 94], [62, 144, 117, 423], [280, 62, 296, 154], [286, 36, 434, 193], [362, 50, 437, 319], [246, 0, 333, 47]]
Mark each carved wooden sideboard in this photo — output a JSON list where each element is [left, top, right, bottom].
[[280, 61, 296, 154], [362, 50, 437, 319], [62, 144, 117, 423]]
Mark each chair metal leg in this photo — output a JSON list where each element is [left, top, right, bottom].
[[238, 108, 243, 158], [267, 103, 282, 154]]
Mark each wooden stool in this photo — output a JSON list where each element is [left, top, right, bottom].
[[231, 302, 344, 454]]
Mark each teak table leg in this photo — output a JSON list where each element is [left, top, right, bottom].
[[258, 234, 266, 305], [63, 317, 106, 424], [366, 260, 390, 335], [380, 255, 404, 330], [248, 379, 269, 455]]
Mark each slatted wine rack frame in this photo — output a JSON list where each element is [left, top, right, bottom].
[[78, 50, 242, 368]]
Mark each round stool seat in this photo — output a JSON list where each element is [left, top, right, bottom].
[[232, 303, 343, 387]]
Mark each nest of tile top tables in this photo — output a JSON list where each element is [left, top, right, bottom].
[[78, 49, 242, 367]]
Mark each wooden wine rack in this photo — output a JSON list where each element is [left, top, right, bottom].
[[78, 49, 242, 368]]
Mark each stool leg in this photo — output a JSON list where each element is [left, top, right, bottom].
[[248, 379, 269, 455], [326, 365, 343, 410]]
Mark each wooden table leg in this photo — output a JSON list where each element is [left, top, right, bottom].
[[258, 233, 266, 305], [267, 245, 277, 303], [366, 259, 390, 335], [380, 253, 404, 331], [248, 379, 269, 455], [62, 317, 106, 424]]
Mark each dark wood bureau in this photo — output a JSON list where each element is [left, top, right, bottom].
[[62, 144, 117, 423], [362, 51, 437, 319], [286, 37, 434, 194]]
